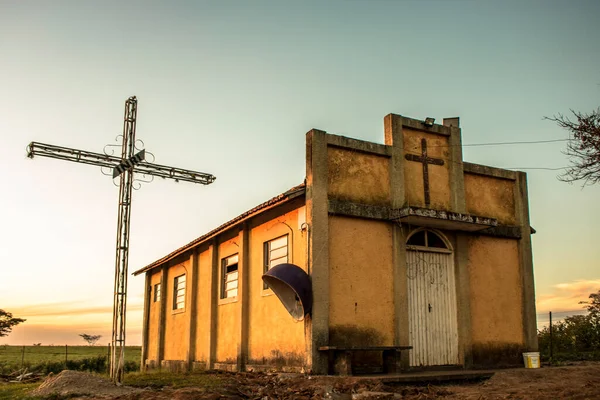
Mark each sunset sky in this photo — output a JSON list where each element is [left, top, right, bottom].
[[1, 1, 598, 345]]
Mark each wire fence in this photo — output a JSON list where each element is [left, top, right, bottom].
[[0, 344, 140, 374], [537, 311, 600, 362]]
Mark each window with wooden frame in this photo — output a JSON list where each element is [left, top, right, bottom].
[[153, 283, 161, 302], [173, 274, 186, 310], [221, 254, 239, 299], [263, 235, 288, 289]]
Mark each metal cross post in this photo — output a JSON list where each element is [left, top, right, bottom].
[[26, 96, 216, 383]]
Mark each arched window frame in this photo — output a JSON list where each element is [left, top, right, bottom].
[[406, 228, 452, 254]]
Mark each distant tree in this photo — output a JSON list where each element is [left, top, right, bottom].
[[538, 289, 600, 359], [580, 290, 600, 317], [79, 333, 102, 346], [0, 309, 26, 337], [545, 108, 600, 186], [580, 290, 600, 348]]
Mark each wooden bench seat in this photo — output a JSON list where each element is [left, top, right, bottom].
[[318, 346, 412, 375]]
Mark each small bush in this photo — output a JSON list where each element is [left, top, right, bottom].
[[124, 360, 139, 373]]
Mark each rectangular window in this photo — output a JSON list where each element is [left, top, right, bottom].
[[153, 283, 161, 302], [173, 274, 186, 310], [221, 254, 239, 299], [263, 235, 288, 288]]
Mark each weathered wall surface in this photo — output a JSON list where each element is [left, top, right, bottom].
[[146, 270, 162, 360], [467, 235, 524, 365], [194, 247, 212, 363], [163, 262, 189, 361], [328, 216, 394, 346], [327, 147, 391, 205], [402, 129, 451, 210], [247, 207, 306, 366], [216, 239, 240, 363], [464, 173, 516, 225]]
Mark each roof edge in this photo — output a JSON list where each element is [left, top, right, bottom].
[[133, 183, 306, 276]]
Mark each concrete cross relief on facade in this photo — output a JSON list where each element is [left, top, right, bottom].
[[404, 138, 445, 207]]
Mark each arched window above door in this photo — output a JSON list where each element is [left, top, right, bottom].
[[406, 229, 450, 250]]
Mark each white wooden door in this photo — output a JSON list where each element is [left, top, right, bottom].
[[406, 249, 459, 367]]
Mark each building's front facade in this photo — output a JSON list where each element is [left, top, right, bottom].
[[133, 114, 537, 374]]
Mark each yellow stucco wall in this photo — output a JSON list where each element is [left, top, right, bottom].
[[328, 216, 394, 346], [163, 262, 189, 361], [403, 129, 451, 210], [194, 247, 213, 363], [468, 236, 523, 345], [464, 173, 516, 225], [216, 239, 240, 363], [146, 270, 162, 360], [247, 207, 307, 366], [327, 147, 391, 205]]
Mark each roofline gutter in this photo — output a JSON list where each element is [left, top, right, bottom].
[[132, 186, 306, 276]]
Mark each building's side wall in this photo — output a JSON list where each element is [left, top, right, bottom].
[[194, 247, 213, 364], [146, 270, 162, 361], [464, 172, 516, 225], [467, 236, 524, 365], [163, 261, 189, 361], [140, 197, 307, 373], [403, 128, 451, 210], [328, 216, 395, 346], [215, 238, 240, 364], [247, 207, 307, 368]]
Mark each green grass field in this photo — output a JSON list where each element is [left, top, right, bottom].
[[0, 346, 142, 399], [0, 345, 141, 374]]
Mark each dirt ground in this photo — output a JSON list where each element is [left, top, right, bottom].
[[28, 362, 600, 399]]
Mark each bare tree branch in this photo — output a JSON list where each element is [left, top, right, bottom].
[[545, 108, 600, 186]]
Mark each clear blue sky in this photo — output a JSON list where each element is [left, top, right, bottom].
[[1, 0, 598, 344]]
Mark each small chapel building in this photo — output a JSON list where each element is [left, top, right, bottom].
[[133, 113, 538, 374]]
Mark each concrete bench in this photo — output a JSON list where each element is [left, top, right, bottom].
[[318, 346, 412, 375]]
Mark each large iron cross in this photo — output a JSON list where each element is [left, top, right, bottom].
[[405, 138, 444, 207], [27, 96, 215, 383]]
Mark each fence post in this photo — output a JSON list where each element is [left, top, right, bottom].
[[107, 343, 111, 374], [549, 311, 553, 362], [21, 345, 25, 370]]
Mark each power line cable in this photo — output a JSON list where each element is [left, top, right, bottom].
[[505, 167, 568, 171], [416, 138, 568, 149], [403, 148, 568, 172], [462, 138, 568, 147]]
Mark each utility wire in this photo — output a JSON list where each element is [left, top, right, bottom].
[[404, 138, 569, 171], [505, 167, 568, 171], [403, 148, 568, 172], [462, 138, 569, 147], [420, 138, 569, 148]]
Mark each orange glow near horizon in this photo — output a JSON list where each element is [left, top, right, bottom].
[[536, 279, 600, 314], [3, 279, 600, 346], [1, 300, 143, 346]]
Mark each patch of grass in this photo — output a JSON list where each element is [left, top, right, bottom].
[[124, 370, 226, 390], [0, 346, 140, 374], [0, 382, 38, 400], [542, 351, 600, 363]]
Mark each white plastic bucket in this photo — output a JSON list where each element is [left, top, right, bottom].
[[522, 352, 540, 368]]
